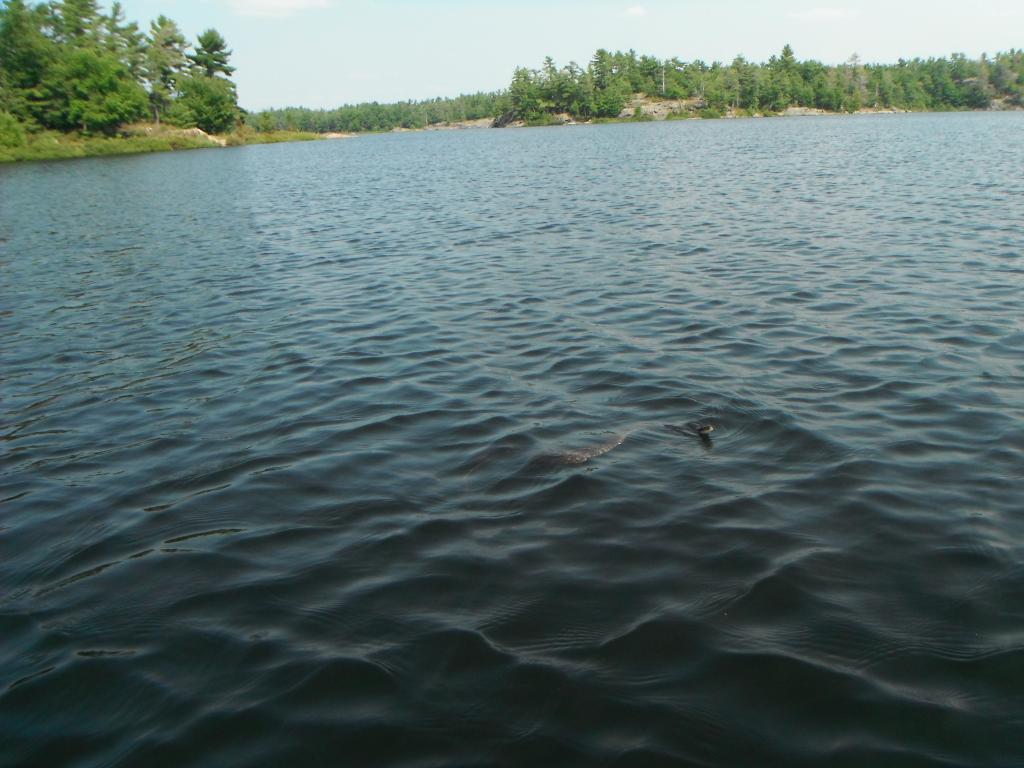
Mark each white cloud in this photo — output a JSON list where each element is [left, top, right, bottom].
[[788, 7, 860, 21], [229, 0, 328, 18], [624, 6, 648, 17]]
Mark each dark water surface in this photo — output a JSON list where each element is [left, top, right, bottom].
[[2, 113, 1024, 767]]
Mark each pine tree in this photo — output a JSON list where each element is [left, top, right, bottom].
[[781, 44, 796, 70], [143, 14, 187, 124], [188, 28, 234, 79], [103, 1, 144, 77], [53, 0, 101, 45], [0, 0, 58, 122]]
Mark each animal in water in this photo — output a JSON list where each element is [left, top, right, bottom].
[[538, 419, 718, 468], [538, 432, 628, 467], [664, 421, 716, 440]]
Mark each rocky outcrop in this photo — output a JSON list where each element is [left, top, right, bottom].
[[988, 98, 1024, 111], [178, 127, 226, 146], [422, 118, 495, 131], [491, 111, 518, 128], [618, 95, 703, 119], [782, 106, 827, 116], [121, 123, 226, 145]]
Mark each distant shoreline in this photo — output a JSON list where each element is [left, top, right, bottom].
[[405, 98, 1023, 132], [2, 105, 1019, 165]]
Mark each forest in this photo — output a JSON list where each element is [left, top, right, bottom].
[[254, 46, 1024, 132], [251, 92, 504, 135], [0, 0, 240, 152], [503, 46, 1024, 120], [2, 0, 1023, 154]]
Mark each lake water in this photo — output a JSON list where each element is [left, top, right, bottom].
[[2, 113, 1023, 767]]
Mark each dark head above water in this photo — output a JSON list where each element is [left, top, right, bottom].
[[663, 422, 716, 439]]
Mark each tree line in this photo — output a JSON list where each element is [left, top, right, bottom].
[[3, 3, 1022, 146], [250, 92, 503, 134], [253, 45, 1024, 133], [0, 0, 239, 142], [504, 46, 1024, 121]]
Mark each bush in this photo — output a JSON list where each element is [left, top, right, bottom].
[[172, 75, 239, 134], [226, 128, 320, 145], [524, 113, 563, 127], [0, 112, 27, 148]]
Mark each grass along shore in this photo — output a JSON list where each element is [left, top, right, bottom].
[[0, 123, 330, 164]]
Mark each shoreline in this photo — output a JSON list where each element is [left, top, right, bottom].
[[0, 124, 349, 165], [2, 104, 1019, 165], [402, 99, 1023, 132]]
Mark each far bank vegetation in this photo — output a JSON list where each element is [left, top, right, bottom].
[[0, 0, 287, 161], [254, 46, 1024, 133], [3, 0, 1022, 162]]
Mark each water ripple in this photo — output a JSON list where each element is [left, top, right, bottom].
[[2, 113, 1024, 766]]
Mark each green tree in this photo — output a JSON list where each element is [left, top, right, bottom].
[[53, 0, 101, 45], [724, 62, 741, 109], [188, 27, 234, 78], [0, 0, 57, 123], [103, 1, 144, 77], [841, 53, 866, 111], [508, 66, 542, 121], [702, 66, 728, 110], [588, 48, 631, 117], [171, 73, 237, 132], [811, 69, 843, 111], [0, 109, 27, 146], [44, 47, 146, 132], [591, 49, 614, 90], [573, 68, 596, 116], [144, 14, 187, 124], [592, 77, 629, 117], [781, 44, 796, 70]]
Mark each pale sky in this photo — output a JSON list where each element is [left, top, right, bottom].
[[122, 0, 1024, 110]]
